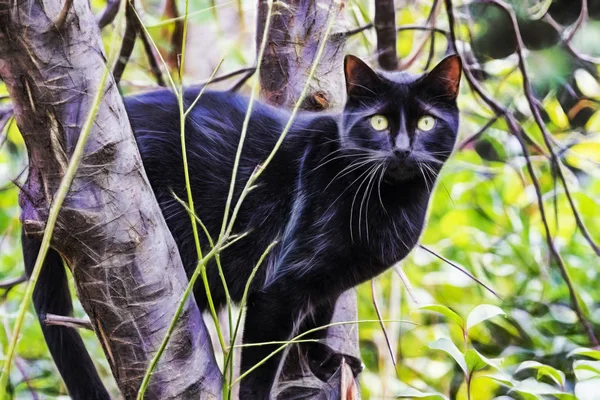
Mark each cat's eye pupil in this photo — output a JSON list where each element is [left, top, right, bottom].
[[417, 115, 436, 132], [370, 115, 389, 131]]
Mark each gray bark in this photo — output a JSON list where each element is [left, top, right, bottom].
[[256, 1, 361, 398], [257, 0, 347, 111], [0, 0, 221, 398]]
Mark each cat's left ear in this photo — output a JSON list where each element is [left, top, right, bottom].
[[344, 55, 382, 97], [421, 54, 462, 99]]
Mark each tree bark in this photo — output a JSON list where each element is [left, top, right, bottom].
[[0, 0, 221, 398], [257, 1, 361, 398], [375, 0, 398, 70]]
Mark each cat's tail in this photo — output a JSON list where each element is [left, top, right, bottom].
[[21, 231, 110, 400]]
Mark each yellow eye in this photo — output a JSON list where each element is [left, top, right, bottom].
[[370, 115, 389, 131], [417, 115, 436, 131]]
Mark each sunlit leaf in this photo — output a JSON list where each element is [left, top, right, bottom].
[[465, 349, 502, 373], [419, 304, 465, 329], [511, 378, 576, 399], [573, 360, 600, 381], [466, 304, 506, 332], [428, 338, 467, 375], [515, 360, 565, 388], [396, 387, 449, 399]]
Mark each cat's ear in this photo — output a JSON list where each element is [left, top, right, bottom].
[[422, 54, 462, 99], [344, 55, 381, 97]]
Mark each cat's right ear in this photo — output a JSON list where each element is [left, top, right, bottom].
[[344, 55, 381, 97]]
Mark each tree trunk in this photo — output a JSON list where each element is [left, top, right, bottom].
[[257, 1, 361, 398], [0, 0, 221, 398]]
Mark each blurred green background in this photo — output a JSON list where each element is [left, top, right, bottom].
[[1, 0, 600, 398]]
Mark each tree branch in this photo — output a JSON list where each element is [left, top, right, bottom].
[[97, 0, 120, 29], [374, 0, 398, 70]]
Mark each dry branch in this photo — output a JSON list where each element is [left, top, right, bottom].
[[0, 0, 222, 397]]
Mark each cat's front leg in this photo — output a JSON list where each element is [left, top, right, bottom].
[[239, 290, 304, 399], [298, 299, 364, 382]]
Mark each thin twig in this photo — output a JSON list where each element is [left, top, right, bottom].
[[543, 14, 600, 65], [113, 0, 138, 85], [229, 69, 257, 92], [393, 264, 419, 305], [398, 0, 442, 70], [565, 0, 588, 43], [371, 280, 397, 368], [192, 67, 256, 87], [0, 106, 13, 133], [0, 276, 27, 290], [419, 245, 501, 300], [344, 24, 449, 39], [139, 29, 166, 86], [457, 115, 499, 150], [43, 313, 93, 330], [425, 0, 441, 70], [343, 23, 373, 37]]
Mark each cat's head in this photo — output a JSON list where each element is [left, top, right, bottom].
[[340, 55, 462, 183]]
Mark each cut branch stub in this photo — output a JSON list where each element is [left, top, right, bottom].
[[0, 0, 221, 398]]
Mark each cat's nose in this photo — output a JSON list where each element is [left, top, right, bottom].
[[393, 148, 410, 161]]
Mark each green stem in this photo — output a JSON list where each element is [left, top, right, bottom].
[[218, 0, 273, 238], [231, 318, 415, 387], [223, 241, 277, 379]]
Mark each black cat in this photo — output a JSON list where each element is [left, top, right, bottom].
[[22, 54, 461, 399]]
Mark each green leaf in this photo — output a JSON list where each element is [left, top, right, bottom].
[[465, 349, 503, 373], [466, 304, 506, 332], [479, 372, 514, 388], [396, 388, 449, 399], [428, 338, 467, 375], [574, 360, 600, 381], [515, 360, 565, 388], [419, 304, 465, 329], [568, 347, 600, 360], [511, 378, 576, 399]]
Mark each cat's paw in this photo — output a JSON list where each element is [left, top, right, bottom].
[[304, 343, 364, 382]]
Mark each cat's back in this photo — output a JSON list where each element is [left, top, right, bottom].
[[124, 87, 286, 144]]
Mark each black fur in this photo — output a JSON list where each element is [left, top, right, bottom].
[[23, 56, 461, 399]]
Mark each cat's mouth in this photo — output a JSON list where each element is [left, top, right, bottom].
[[384, 153, 419, 183]]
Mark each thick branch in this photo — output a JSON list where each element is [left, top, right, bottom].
[[0, 0, 222, 397], [257, 0, 347, 110], [374, 0, 398, 70]]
